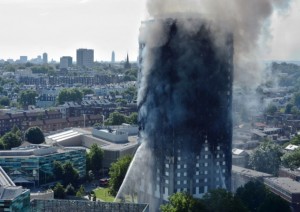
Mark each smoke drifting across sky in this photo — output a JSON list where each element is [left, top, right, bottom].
[[145, 0, 291, 85]]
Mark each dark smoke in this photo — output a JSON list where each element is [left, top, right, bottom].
[[145, 0, 291, 86], [116, 17, 233, 211], [116, 0, 292, 211]]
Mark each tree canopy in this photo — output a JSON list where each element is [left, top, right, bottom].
[[53, 183, 66, 199], [235, 181, 268, 212], [25, 127, 45, 144], [265, 104, 277, 115], [235, 181, 290, 212], [62, 161, 79, 187], [282, 148, 300, 170], [292, 92, 300, 108], [53, 161, 64, 181], [105, 112, 127, 126], [87, 144, 104, 174], [18, 90, 37, 107], [0, 97, 10, 107], [160, 192, 207, 212], [126, 112, 138, 125], [105, 112, 138, 126], [0, 132, 22, 149], [202, 189, 248, 212], [81, 88, 94, 95], [109, 155, 133, 196], [52, 161, 79, 187], [57, 88, 83, 104], [248, 141, 282, 175]]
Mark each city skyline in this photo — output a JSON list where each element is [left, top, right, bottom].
[[0, 0, 299, 62]]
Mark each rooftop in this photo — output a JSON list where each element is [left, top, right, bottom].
[[232, 165, 272, 178], [285, 144, 299, 151], [264, 177, 300, 194], [0, 144, 84, 158]]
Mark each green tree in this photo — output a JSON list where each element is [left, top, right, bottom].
[[4, 65, 16, 72], [53, 161, 64, 181], [126, 112, 138, 125], [109, 155, 133, 196], [11, 125, 22, 138], [258, 192, 290, 212], [265, 103, 277, 115], [235, 181, 268, 212], [24, 127, 45, 144], [290, 136, 300, 146], [18, 90, 37, 107], [291, 106, 300, 115], [282, 148, 300, 170], [122, 86, 137, 101], [285, 103, 293, 114], [235, 181, 291, 212], [57, 88, 83, 104], [53, 183, 65, 199], [249, 141, 282, 175], [76, 185, 85, 197], [87, 144, 103, 174], [0, 97, 10, 107], [81, 88, 94, 95], [105, 112, 127, 126], [116, 99, 127, 106], [160, 192, 207, 212], [202, 189, 248, 212], [1, 132, 22, 149], [292, 92, 300, 108], [63, 162, 79, 186]]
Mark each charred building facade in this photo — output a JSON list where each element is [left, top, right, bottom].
[[137, 18, 233, 205]]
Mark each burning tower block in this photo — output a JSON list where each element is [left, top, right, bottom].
[[117, 17, 233, 210]]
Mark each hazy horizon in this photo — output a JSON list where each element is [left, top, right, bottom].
[[0, 0, 299, 62]]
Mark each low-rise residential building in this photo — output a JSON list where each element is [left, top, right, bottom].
[[0, 109, 62, 135]]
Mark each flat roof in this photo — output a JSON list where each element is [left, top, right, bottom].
[[264, 177, 300, 194], [232, 165, 272, 178]]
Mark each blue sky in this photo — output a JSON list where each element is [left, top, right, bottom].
[[0, 0, 299, 62]]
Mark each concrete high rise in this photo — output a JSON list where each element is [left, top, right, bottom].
[[19, 56, 27, 63], [76, 49, 94, 68], [43, 53, 48, 64], [111, 51, 115, 63], [60, 56, 73, 69], [117, 18, 233, 211]]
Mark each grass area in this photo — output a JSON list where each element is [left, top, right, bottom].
[[93, 188, 115, 202]]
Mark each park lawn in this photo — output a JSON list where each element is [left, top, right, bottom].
[[93, 188, 115, 202]]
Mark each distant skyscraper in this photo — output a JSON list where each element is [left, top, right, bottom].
[[60, 56, 73, 69], [76, 49, 94, 68], [124, 53, 131, 69], [111, 51, 115, 63], [43, 53, 48, 64], [20, 56, 28, 63]]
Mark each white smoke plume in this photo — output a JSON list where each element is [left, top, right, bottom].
[[144, 0, 291, 87]]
